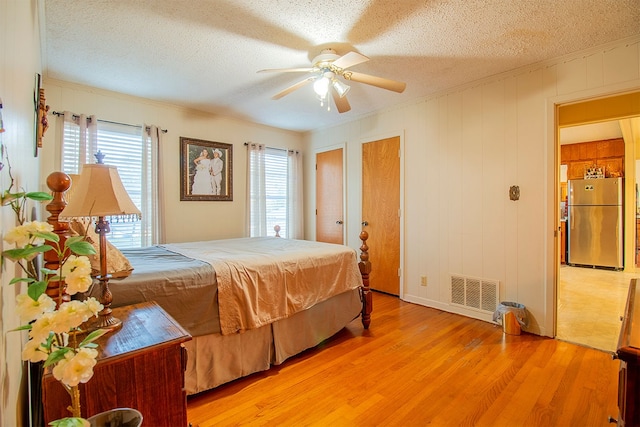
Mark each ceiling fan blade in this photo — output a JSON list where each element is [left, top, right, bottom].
[[258, 67, 314, 73], [344, 71, 406, 93], [332, 51, 369, 70], [272, 76, 315, 100], [331, 89, 351, 113]]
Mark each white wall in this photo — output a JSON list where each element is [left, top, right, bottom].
[[304, 36, 640, 336], [39, 80, 304, 244], [0, 1, 44, 425]]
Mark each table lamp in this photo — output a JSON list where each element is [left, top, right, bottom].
[[60, 152, 141, 330]]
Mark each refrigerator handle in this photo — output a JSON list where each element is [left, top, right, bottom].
[[568, 210, 572, 230]]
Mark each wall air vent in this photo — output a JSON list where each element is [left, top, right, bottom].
[[450, 274, 499, 314]]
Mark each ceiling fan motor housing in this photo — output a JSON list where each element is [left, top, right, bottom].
[[312, 48, 340, 69]]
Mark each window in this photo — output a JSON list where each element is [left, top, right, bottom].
[[247, 144, 302, 239], [61, 118, 154, 248], [263, 148, 288, 236]]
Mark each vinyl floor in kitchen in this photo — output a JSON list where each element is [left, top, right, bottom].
[[557, 264, 637, 353]]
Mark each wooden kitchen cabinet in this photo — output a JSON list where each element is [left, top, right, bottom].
[[566, 160, 594, 180], [597, 138, 625, 158], [561, 138, 624, 180], [597, 157, 624, 178], [42, 301, 192, 426]]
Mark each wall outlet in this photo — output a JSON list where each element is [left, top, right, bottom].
[[420, 276, 427, 287]]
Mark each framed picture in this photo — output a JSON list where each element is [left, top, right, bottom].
[[33, 73, 50, 157], [33, 73, 41, 157], [180, 137, 233, 201]]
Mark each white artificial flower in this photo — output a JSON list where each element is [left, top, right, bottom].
[[26, 221, 53, 233], [61, 255, 92, 278], [4, 224, 30, 247], [64, 271, 93, 295], [83, 297, 104, 316], [52, 347, 98, 387], [15, 293, 56, 323], [55, 301, 89, 330], [21, 339, 49, 363], [29, 312, 66, 343], [24, 221, 54, 245]]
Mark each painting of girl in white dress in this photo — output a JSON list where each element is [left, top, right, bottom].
[[180, 137, 233, 201], [192, 148, 215, 194]]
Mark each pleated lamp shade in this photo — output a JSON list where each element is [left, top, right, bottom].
[[60, 164, 141, 219], [64, 174, 82, 206]]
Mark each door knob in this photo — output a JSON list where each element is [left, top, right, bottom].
[[336, 220, 344, 225], [361, 221, 369, 226]]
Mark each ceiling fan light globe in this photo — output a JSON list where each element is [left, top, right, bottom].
[[332, 79, 350, 98], [313, 77, 330, 97]]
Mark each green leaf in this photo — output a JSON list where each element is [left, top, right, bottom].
[[44, 347, 71, 367], [49, 417, 90, 427], [66, 240, 96, 256], [2, 248, 31, 260], [3, 245, 50, 261], [44, 333, 55, 349], [38, 244, 54, 253], [0, 192, 23, 206], [65, 235, 85, 245], [34, 231, 58, 242], [10, 324, 32, 332], [27, 281, 47, 300], [9, 277, 35, 285], [25, 191, 53, 202], [40, 267, 57, 276], [80, 329, 108, 346]]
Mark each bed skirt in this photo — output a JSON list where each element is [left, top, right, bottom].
[[184, 288, 362, 395]]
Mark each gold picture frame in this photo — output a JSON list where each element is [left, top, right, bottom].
[[180, 137, 233, 201]]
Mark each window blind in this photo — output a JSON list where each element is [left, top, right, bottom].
[[62, 120, 148, 249], [264, 147, 288, 237]]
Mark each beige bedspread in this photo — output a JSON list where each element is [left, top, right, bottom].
[[162, 237, 362, 335]]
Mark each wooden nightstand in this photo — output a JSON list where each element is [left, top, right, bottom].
[[42, 301, 192, 426]]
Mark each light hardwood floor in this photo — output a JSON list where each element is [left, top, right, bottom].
[[557, 265, 636, 352], [187, 292, 620, 427]]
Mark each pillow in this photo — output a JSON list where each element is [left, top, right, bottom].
[[68, 219, 134, 279]]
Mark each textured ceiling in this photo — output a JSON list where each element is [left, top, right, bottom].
[[42, 0, 640, 132]]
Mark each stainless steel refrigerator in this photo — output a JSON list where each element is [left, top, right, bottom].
[[567, 177, 623, 269]]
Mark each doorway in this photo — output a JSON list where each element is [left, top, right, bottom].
[[316, 147, 344, 244], [556, 92, 640, 352], [362, 136, 401, 296]]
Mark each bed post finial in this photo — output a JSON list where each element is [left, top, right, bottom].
[[45, 172, 74, 306], [359, 230, 372, 329]]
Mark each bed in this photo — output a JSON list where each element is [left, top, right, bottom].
[[44, 172, 372, 395]]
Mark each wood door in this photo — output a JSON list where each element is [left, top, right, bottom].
[[362, 136, 400, 295], [316, 148, 344, 244]]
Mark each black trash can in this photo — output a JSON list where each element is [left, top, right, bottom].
[[88, 408, 143, 427], [493, 301, 527, 335]]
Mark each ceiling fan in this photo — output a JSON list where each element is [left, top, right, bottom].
[[257, 48, 406, 113]]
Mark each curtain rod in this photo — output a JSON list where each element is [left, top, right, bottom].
[[244, 142, 299, 154], [52, 111, 168, 133]]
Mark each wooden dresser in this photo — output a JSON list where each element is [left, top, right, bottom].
[[615, 278, 640, 426], [42, 301, 192, 426]]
